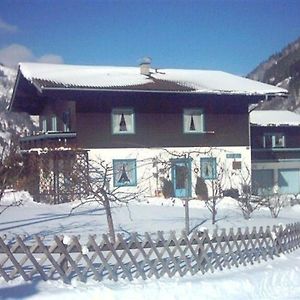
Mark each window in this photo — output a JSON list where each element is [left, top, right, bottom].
[[51, 116, 57, 131], [112, 108, 135, 134], [113, 159, 137, 187], [62, 111, 71, 132], [183, 109, 204, 133], [263, 133, 285, 148], [201, 157, 217, 179], [41, 118, 47, 132]]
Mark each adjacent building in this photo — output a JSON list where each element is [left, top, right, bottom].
[[251, 110, 300, 195]]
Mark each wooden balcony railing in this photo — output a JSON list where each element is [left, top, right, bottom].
[[19, 131, 77, 150]]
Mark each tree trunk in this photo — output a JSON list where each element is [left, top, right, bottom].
[[103, 194, 116, 244], [212, 198, 216, 225]]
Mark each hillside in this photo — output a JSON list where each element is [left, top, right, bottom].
[[0, 64, 35, 148], [247, 37, 300, 111]]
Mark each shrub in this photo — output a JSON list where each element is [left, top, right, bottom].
[[161, 177, 174, 198], [223, 188, 239, 199], [195, 177, 208, 200]]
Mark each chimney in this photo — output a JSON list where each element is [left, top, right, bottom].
[[139, 57, 152, 76]]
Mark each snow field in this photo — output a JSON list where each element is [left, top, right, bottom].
[[0, 191, 300, 299]]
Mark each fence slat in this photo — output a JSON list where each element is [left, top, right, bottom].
[[10, 238, 40, 279], [102, 234, 133, 281], [0, 236, 29, 281], [157, 231, 183, 277], [117, 234, 147, 280], [144, 232, 172, 278], [35, 235, 70, 283], [15, 236, 48, 281], [54, 236, 85, 282], [72, 236, 101, 281], [131, 232, 160, 279], [88, 235, 118, 281]]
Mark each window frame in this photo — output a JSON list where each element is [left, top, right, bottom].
[[200, 157, 217, 180], [183, 108, 204, 134], [111, 108, 135, 135], [263, 133, 285, 148], [41, 117, 47, 132], [112, 159, 137, 187], [62, 111, 71, 132], [50, 115, 58, 132]]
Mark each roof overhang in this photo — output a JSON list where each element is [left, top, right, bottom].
[[9, 62, 289, 114]]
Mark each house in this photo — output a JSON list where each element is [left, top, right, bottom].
[[9, 61, 287, 202], [251, 110, 300, 195]]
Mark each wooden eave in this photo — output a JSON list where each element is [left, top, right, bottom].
[[9, 69, 271, 115]]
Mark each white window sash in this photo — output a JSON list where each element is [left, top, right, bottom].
[[42, 119, 47, 132], [184, 109, 203, 133], [264, 133, 285, 148], [51, 116, 57, 132], [112, 109, 134, 134]]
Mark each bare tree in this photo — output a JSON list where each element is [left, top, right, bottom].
[[263, 192, 287, 218], [204, 180, 222, 225], [70, 158, 144, 243], [0, 137, 24, 213], [235, 166, 262, 220], [203, 157, 231, 225]]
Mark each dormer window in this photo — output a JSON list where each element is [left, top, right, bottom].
[[112, 108, 135, 134], [183, 109, 204, 133], [263, 133, 285, 148]]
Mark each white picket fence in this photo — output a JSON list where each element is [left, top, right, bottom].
[[0, 223, 300, 284]]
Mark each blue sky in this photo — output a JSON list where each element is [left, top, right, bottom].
[[0, 0, 299, 75]]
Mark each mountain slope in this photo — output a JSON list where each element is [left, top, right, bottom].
[[0, 64, 36, 148], [247, 37, 300, 111]]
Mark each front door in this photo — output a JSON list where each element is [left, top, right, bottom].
[[171, 159, 191, 198]]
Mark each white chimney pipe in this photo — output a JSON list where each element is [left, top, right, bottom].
[[140, 57, 152, 76]]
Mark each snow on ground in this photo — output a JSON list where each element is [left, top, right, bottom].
[[0, 191, 300, 299]]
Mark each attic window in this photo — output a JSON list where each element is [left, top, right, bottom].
[[112, 108, 135, 134], [183, 109, 204, 133]]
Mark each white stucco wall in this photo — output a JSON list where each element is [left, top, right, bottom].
[[88, 146, 251, 199]]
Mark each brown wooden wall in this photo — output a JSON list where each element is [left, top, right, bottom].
[[34, 91, 252, 149], [251, 126, 300, 149], [75, 111, 249, 149]]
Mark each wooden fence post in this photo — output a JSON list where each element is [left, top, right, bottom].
[[184, 198, 190, 234]]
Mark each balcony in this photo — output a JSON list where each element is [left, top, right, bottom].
[[252, 147, 300, 161], [20, 131, 77, 151]]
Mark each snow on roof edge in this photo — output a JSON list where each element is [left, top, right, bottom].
[[18, 62, 288, 96], [250, 110, 300, 127]]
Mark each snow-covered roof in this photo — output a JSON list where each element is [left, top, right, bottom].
[[250, 110, 300, 126], [18, 62, 288, 96]]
